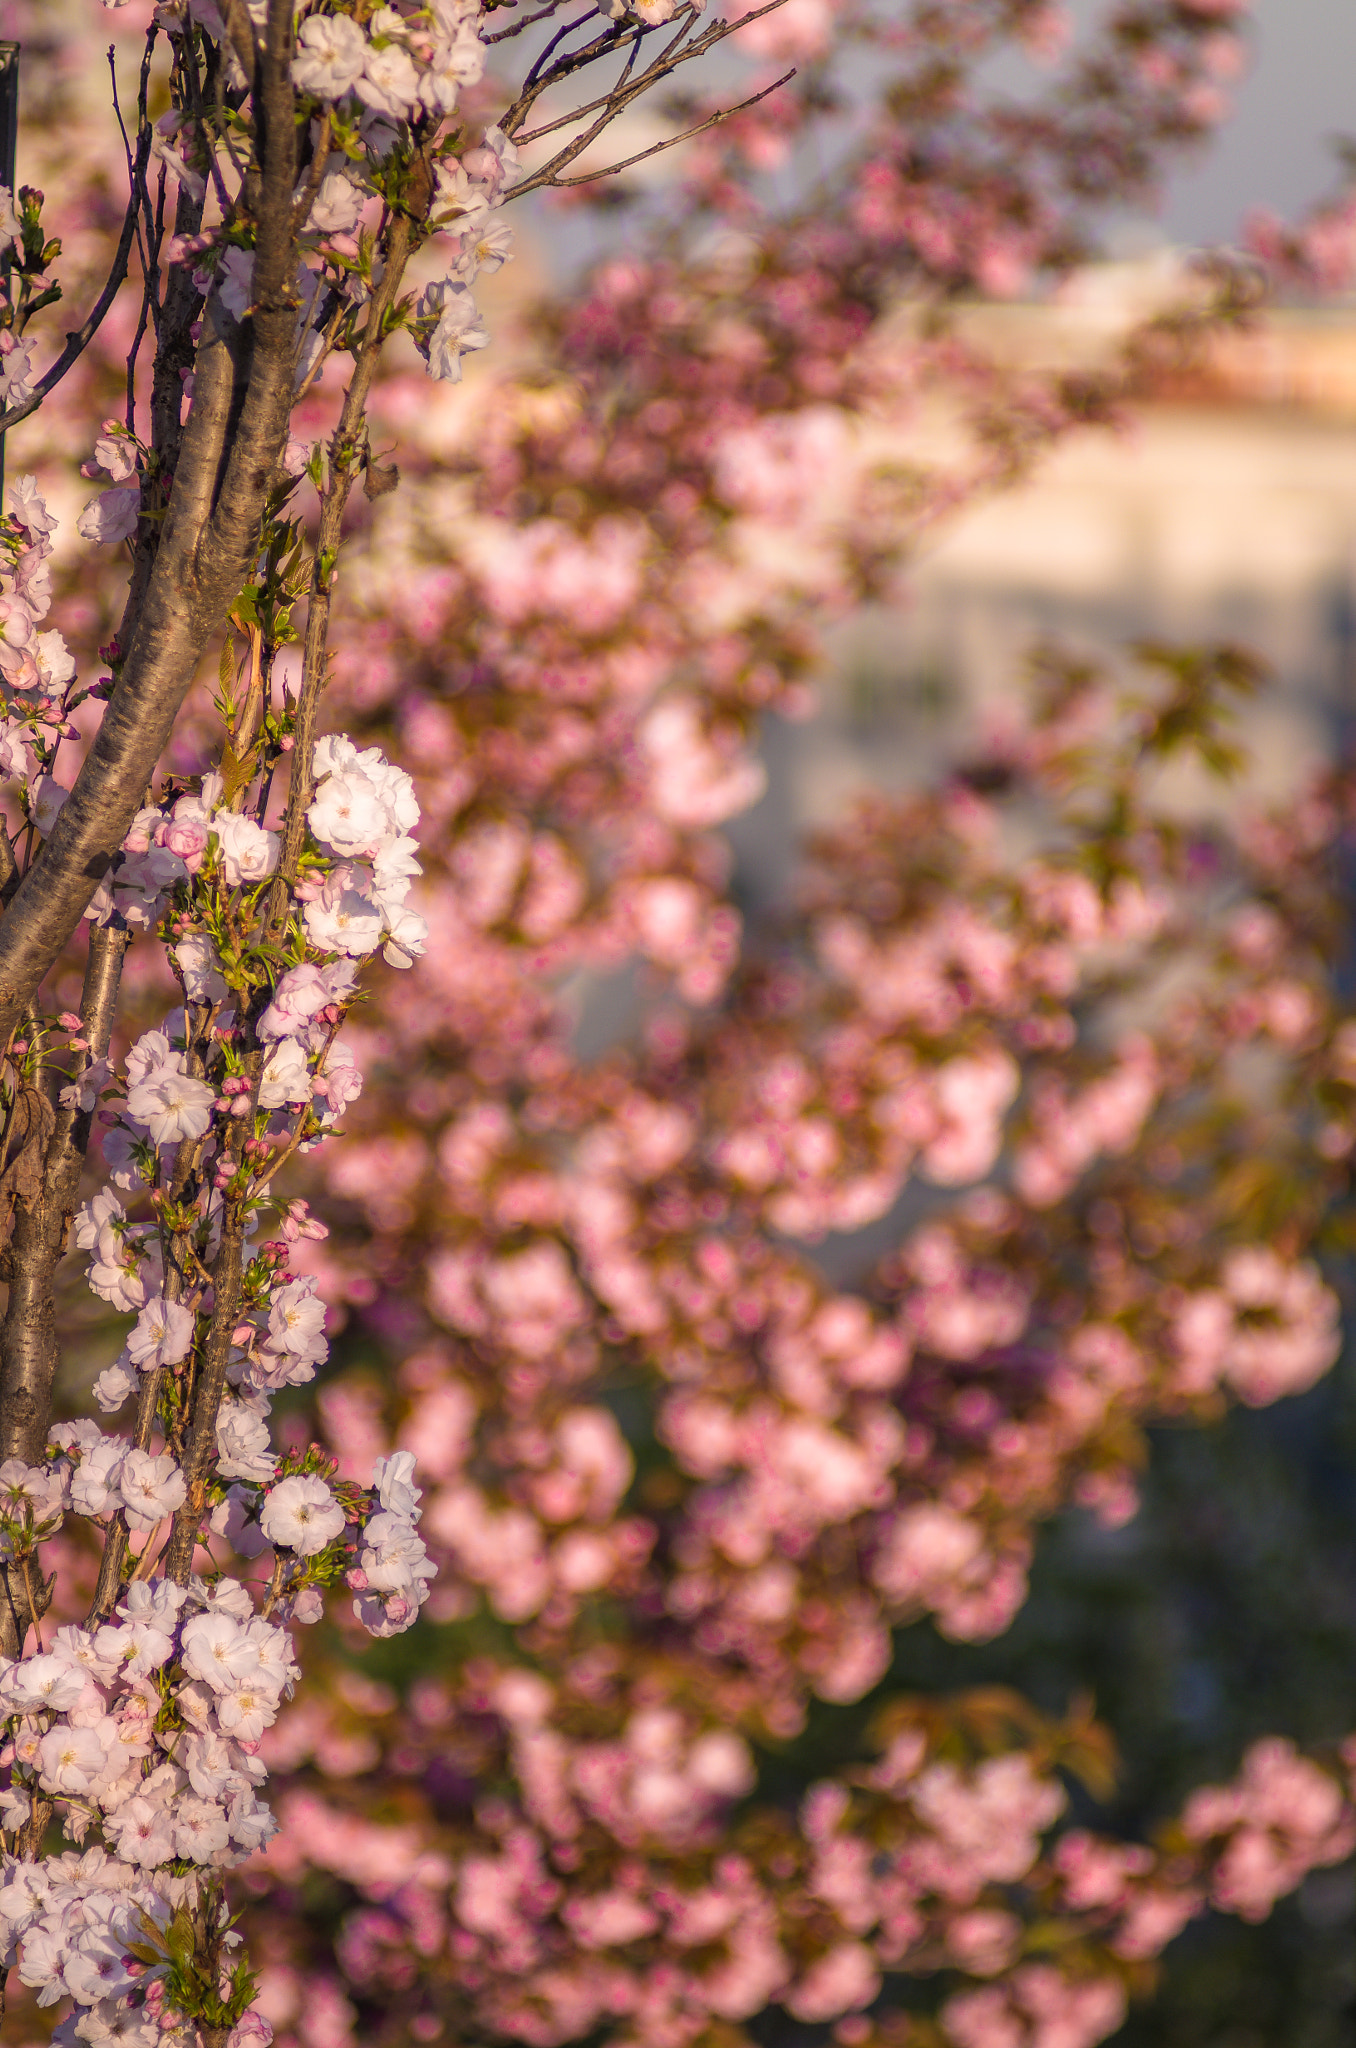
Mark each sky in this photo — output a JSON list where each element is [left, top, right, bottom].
[[1156, 0, 1356, 246]]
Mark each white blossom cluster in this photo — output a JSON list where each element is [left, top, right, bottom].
[[77, 0, 515, 510], [0, 532, 438, 2032], [0, 477, 90, 857], [0, 1447, 432, 2040], [0, 6, 497, 2037]]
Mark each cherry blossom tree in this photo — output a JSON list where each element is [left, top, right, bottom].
[[0, 0, 818, 2039], [1, 1, 1352, 2047]]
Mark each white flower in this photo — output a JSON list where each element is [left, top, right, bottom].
[[357, 42, 422, 118], [93, 1359, 139, 1414], [227, 1789, 279, 1852], [15, 1914, 69, 2000], [124, 1061, 216, 1147], [214, 812, 280, 887], [116, 1448, 187, 1533], [215, 1402, 277, 1483], [70, 1438, 128, 1519], [172, 1797, 231, 1863], [33, 629, 76, 692], [382, 901, 428, 969], [360, 1509, 435, 1596], [104, 1795, 176, 1869], [215, 1680, 281, 1742], [0, 333, 34, 408], [418, 278, 490, 382], [0, 718, 30, 778], [420, 18, 486, 113], [92, 1615, 174, 1680], [259, 1036, 313, 1108], [315, 1040, 364, 1118], [248, 1615, 299, 1690], [125, 1026, 176, 1090], [259, 1473, 346, 1555], [68, 1959, 147, 2021], [36, 1724, 107, 1796], [9, 1653, 85, 1712], [303, 872, 384, 956], [213, 246, 255, 321], [126, 1295, 195, 1369], [208, 1488, 272, 1559], [291, 13, 368, 99], [8, 473, 54, 536], [371, 835, 422, 897], [373, 1451, 422, 1520], [28, 774, 70, 836], [51, 1416, 105, 1455], [267, 1279, 327, 1355], [180, 1611, 261, 1693], [258, 960, 333, 1040], [60, 1053, 112, 1114], [312, 734, 361, 778], [87, 1244, 146, 1315], [307, 167, 366, 236], [174, 933, 229, 1002], [176, 1728, 258, 1801], [450, 218, 515, 281], [76, 487, 140, 545], [308, 770, 390, 855], [0, 1458, 66, 1537], [75, 1189, 125, 1252]]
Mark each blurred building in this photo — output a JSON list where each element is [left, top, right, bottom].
[[773, 266, 1356, 854]]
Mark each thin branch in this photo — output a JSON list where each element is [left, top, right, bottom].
[[0, 106, 155, 443], [501, 0, 795, 192], [484, 0, 580, 46], [515, 9, 704, 146], [522, 7, 602, 94], [499, 15, 649, 136], [549, 68, 796, 185]]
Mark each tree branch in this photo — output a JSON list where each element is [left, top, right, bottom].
[[0, 0, 299, 1048], [501, 0, 794, 192], [546, 68, 795, 186], [0, 35, 156, 446]]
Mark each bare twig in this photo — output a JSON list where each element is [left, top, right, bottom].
[[485, 0, 581, 46], [0, 63, 155, 444], [501, 0, 794, 194], [549, 68, 796, 185]]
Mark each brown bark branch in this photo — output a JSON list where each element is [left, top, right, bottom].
[[0, 0, 299, 1047]]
